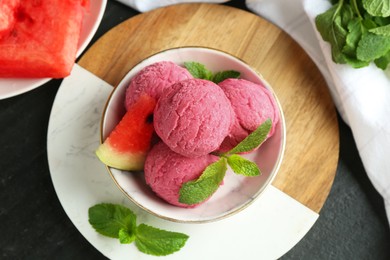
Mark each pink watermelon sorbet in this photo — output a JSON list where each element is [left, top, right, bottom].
[[144, 142, 219, 208], [125, 61, 193, 110], [154, 78, 234, 158], [218, 78, 280, 152]]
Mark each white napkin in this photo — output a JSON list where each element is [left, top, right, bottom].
[[115, 0, 390, 224]]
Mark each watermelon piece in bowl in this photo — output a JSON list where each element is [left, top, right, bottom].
[[0, 0, 89, 78], [96, 94, 157, 171]]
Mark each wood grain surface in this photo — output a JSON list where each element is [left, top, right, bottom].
[[78, 3, 339, 213]]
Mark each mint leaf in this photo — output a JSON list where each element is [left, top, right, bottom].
[[212, 70, 240, 83], [342, 18, 371, 68], [119, 228, 136, 244], [343, 18, 365, 57], [373, 16, 390, 26], [363, 0, 390, 17], [315, 4, 340, 43], [375, 49, 390, 69], [315, 3, 349, 64], [369, 24, 390, 35], [340, 2, 355, 26], [88, 203, 137, 238], [343, 55, 370, 68], [184, 61, 213, 80], [227, 154, 260, 177], [135, 224, 189, 256], [179, 157, 227, 205], [362, 16, 378, 29], [357, 32, 390, 61], [227, 119, 272, 155]]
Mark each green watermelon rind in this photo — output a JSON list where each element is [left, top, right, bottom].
[[96, 142, 147, 171]]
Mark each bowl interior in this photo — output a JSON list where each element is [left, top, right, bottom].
[[102, 47, 286, 223]]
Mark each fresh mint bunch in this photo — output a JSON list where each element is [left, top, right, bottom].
[[315, 0, 390, 69], [179, 119, 272, 205], [184, 61, 240, 83], [88, 203, 189, 256]]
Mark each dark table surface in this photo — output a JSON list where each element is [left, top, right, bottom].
[[1, 0, 390, 259]]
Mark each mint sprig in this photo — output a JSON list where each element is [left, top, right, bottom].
[[179, 119, 272, 205], [88, 203, 189, 256], [184, 61, 240, 83], [179, 157, 227, 205]]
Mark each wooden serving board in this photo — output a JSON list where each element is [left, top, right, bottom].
[[78, 3, 339, 214]]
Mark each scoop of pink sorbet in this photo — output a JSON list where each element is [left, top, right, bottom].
[[144, 142, 219, 208], [218, 78, 280, 152], [154, 78, 233, 157], [125, 61, 193, 109]]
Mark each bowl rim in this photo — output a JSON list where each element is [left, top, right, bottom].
[[99, 45, 286, 224]]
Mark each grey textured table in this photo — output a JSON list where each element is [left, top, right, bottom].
[[1, 0, 389, 259]]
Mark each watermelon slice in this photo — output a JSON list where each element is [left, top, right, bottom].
[[0, 0, 89, 78], [96, 94, 157, 171]]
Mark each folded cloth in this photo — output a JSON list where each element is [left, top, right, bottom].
[[115, 0, 390, 225]]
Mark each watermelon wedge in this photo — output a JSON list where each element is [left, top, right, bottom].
[[96, 94, 157, 171], [0, 0, 89, 78]]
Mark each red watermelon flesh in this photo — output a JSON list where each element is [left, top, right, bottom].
[[96, 94, 157, 171], [0, 0, 89, 78], [0, 0, 20, 39]]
